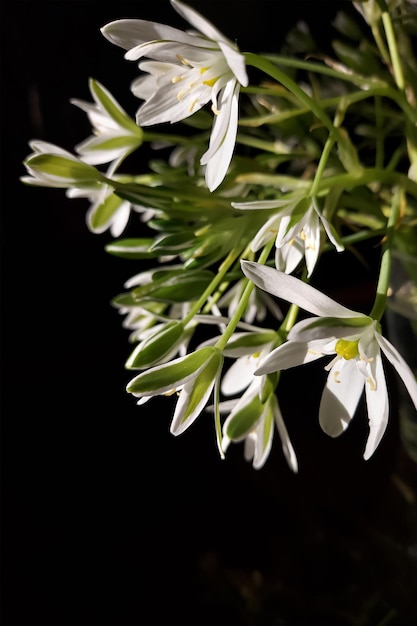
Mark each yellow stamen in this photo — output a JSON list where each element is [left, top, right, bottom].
[[366, 377, 376, 391], [203, 77, 217, 87], [176, 54, 190, 66], [172, 75, 185, 84], [189, 98, 199, 112], [335, 338, 359, 360]]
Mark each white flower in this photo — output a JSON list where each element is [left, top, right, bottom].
[[21, 141, 102, 188], [70, 79, 143, 169], [101, 0, 248, 191], [220, 356, 298, 471], [241, 260, 417, 460], [66, 184, 133, 237], [233, 196, 344, 277], [127, 345, 223, 435]]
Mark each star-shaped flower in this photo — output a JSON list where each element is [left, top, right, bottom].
[[241, 260, 417, 459], [101, 0, 248, 191], [233, 196, 344, 277]]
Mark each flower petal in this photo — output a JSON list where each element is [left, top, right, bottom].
[[241, 261, 366, 319], [363, 353, 389, 460], [319, 359, 364, 437], [376, 332, 417, 410], [273, 395, 298, 473], [101, 18, 206, 52], [201, 81, 239, 191], [170, 350, 223, 434], [255, 340, 325, 374]]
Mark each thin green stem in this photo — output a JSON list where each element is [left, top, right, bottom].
[[369, 188, 401, 321], [280, 303, 300, 335], [310, 132, 336, 197], [376, 0, 405, 91], [374, 96, 385, 169], [183, 246, 245, 326], [244, 52, 338, 137], [214, 240, 275, 351]]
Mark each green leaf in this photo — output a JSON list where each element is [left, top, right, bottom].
[[150, 232, 197, 253], [132, 269, 214, 303], [125, 321, 185, 369]]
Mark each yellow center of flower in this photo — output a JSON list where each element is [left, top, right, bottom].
[[334, 338, 359, 360]]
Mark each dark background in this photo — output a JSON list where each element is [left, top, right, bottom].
[[1, 1, 417, 625]]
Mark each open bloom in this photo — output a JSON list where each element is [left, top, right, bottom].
[[101, 0, 248, 191], [233, 196, 343, 277], [241, 260, 417, 459]]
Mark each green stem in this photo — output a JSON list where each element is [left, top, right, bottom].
[[374, 96, 384, 169], [214, 240, 275, 351], [310, 132, 336, 197], [280, 303, 300, 335], [369, 188, 401, 321], [183, 246, 245, 326], [376, 0, 405, 91], [244, 52, 338, 136]]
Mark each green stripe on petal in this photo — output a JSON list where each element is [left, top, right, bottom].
[[127, 346, 217, 396]]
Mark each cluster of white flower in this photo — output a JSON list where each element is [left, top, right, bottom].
[[22, 0, 417, 470]]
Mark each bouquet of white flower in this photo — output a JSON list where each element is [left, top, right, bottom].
[[21, 0, 417, 470]]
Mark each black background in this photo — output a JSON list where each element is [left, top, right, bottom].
[[1, 2, 417, 625]]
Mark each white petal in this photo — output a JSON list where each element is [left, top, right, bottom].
[[252, 409, 274, 469], [203, 82, 239, 191], [302, 211, 321, 277], [255, 340, 325, 375], [221, 356, 258, 395], [136, 80, 207, 126], [376, 332, 417, 410], [241, 261, 366, 319], [319, 359, 364, 437], [232, 199, 291, 210], [110, 201, 131, 237], [251, 215, 280, 252], [318, 209, 344, 252], [170, 373, 216, 435], [101, 18, 205, 52], [218, 41, 248, 86], [273, 398, 298, 472], [275, 236, 304, 275], [171, 0, 233, 46], [363, 353, 389, 460], [288, 318, 361, 342]]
